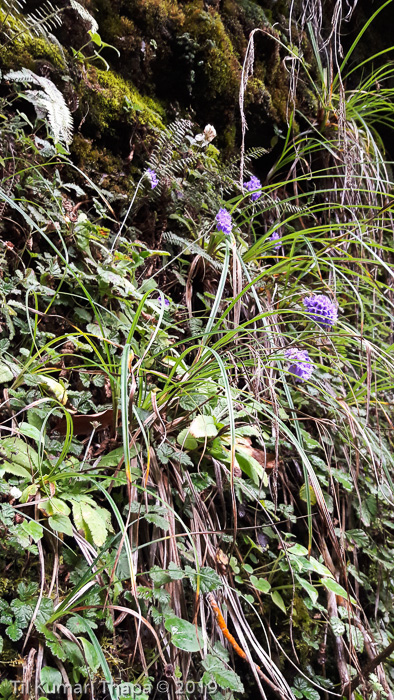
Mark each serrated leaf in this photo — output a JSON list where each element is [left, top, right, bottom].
[[201, 655, 244, 692], [48, 514, 73, 536], [185, 566, 222, 593], [250, 575, 271, 593], [35, 598, 53, 625], [10, 599, 33, 627], [293, 676, 320, 700], [164, 615, 202, 651], [167, 562, 185, 580], [271, 590, 286, 614], [189, 415, 218, 439], [144, 513, 170, 531], [5, 623, 23, 641]]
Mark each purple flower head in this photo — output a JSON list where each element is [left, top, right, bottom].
[[146, 168, 158, 189], [216, 208, 232, 236], [270, 231, 282, 250], [303, 294, 338, 327], [285, 348, 314, 382], [244, 176, 262, 202], [158, 296, 170, 308]]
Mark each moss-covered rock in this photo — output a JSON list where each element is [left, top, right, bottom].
[[0, 11, 66, 72], [77, 66, 165, 135]]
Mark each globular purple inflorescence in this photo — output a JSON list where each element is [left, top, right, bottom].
[[216, 208, 233, 235], [244, 176, 262, 202], [285, 348, 314, 382], [158, 296, 170, 307], [270, 231, 282, 250], [303, 294, 338, 327], [146, 168, 158, 189]]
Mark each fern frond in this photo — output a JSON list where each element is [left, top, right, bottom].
[[162, 231, 222, 270], [69, 0, 98, 34], [2, 0, 63, 41], [5, 69, 73, 146]]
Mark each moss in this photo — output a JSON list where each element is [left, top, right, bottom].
[[184, 5, 240, 100], [0, 11, 66, 71], [78, 66, 165, 134]]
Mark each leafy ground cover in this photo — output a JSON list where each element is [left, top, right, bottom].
[[1, 1, 394, 699]]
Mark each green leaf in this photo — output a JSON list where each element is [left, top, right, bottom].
[[79, 637, 100, 672], [346, 529, 369, 548], [322, 578, 356, 603], [235, 450, 268, 486], [300, 429, 321, 449], [40, 667, 62, 692], [37, 376, 68, 405], [167, 562, 185, 581], [0, 363, 14, 384], [185, 566, 222, 593], [149, 566, 171, 586], [293, 676, 320, 700], [345, 623, 364, 653], [299, 483, 317, 506], [330, 468, 353, 492], [296, 575, 319, 605], [164, 615, 202, 652], [189, 415, 218, 439], [19, 422, 42, 443], [201, 655, 244, 692], [144, 513, 170, 531], [0, 436, 38, 474], [176, 429, 198, 450], [271, 590, 287, 614], [250, 575, 271, 593], [5, 623, 23, 641], [288, 543, 309, 557], [81, 503, 108, 547], [10, 599, 33, 627], [35, 598, 54, 625], [39, 497, 70, 517], [89, 31, 102, 46], [21, 520, 43, 542], [307, 557, 333, 578], [330, 616, 345, 636], [48, 514, 73, 536]]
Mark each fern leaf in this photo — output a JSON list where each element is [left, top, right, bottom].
[[69, 0, 98, 34], [5, 68, 73, 146]]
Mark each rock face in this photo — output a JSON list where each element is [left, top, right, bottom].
[[90, 0, 290, 150], [0, 0, 299, 180], [1, 0, 385, 184]]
